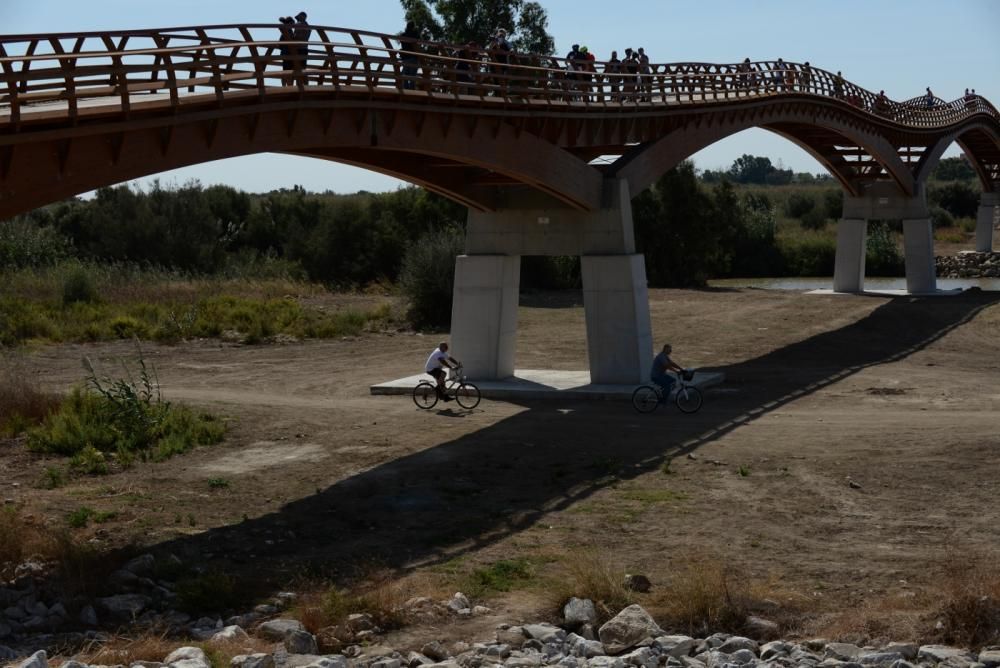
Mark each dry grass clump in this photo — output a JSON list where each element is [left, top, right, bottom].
[[0, 507, 50, 579], [649, 555, 811, 639], [294, 568, 409, 636], [551, 550, 635, 624], [930, 553, 1000, 649], [75, 634, 273, 667], [0, 356, 62, 436], [804, 593, 927, 646]]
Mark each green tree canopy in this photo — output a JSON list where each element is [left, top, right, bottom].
[[400, 0, 555, 54]]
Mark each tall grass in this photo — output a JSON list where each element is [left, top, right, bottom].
[[0, 261, 396, 346], [0, 354, 63, 436]]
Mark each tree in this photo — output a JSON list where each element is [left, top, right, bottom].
[[931, 156, 977, 182], [728, 154, 776, 184], [400, 0, 555, 54]]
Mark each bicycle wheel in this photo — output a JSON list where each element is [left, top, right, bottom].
[[675, 385, 703, 413], [413, 381, 439, 409], [454, 382, 481, 409], [631, 385, 660, 413]]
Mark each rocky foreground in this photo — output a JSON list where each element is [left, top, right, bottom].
[[3, 593, 998, 668], [935, 251, 1000, 278]]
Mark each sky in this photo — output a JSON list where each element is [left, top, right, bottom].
[[2, 0, 998, 195]]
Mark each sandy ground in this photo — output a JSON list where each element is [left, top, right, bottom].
[[3, 287, 1000, 636]]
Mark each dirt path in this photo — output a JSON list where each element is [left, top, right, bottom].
[[4, 287, 1000, 631]]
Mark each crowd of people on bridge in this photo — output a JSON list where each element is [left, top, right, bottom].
[[271, 14, 976, 118]]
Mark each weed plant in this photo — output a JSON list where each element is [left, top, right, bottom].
[[26, 350, 225, 470]]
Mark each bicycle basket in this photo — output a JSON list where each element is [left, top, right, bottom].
[[681, 369, 695, 381]]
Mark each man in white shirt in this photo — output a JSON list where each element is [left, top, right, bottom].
[[425, 342, 460, 401]]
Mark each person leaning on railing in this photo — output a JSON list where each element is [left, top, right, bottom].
[[398, 21, 420, 90], [291, 11, 310, 86]]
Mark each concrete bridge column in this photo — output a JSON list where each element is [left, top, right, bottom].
[[833, 219, 867, 293], [976, 193, 999, 252], [450, 255, 521, 379], [454, 178, 652, 383], [902, 218, 937, 293]]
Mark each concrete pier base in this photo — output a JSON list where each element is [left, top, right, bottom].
[[902, 218, 937, 294], [449, 254, 520, 380], [976, 194, 998, 252], [833, 219, 867, 293], [581, 254, 653, 385]]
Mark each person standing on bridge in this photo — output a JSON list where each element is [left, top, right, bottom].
[[277, 16, 295, 86], [605, 51, 622, 102], [291, 11, 311, 86], [925, 87, 935, 108], [399, 21, 421, 90]]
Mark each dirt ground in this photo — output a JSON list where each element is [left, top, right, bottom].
[[3, 287, 1000, 638]]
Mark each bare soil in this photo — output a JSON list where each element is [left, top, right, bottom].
[[3, 287, 1000, 639]]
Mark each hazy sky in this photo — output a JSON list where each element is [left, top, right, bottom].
[[3, 0, 998, 194]]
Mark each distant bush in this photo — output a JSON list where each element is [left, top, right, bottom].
[[800, 208, 828, 231], [929, 181, 980, 219], [930, 205, 955, 229], [0, 219, 73, 270], [778, 234, 836, 276], [62, 265, 100, 305], [866, 222, 903, 276], [784, 193, 816, 219], [399, 227, 464, 329], [823, 190, 843, 220]]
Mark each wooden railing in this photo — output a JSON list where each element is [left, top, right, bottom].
[[1, 23, 998, 132]]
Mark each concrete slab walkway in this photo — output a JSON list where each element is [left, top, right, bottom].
[[808, 288, 964, 297], [370, 369, 725, 401]]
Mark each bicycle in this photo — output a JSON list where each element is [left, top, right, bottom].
[[413, 364, 481, 410], [631, 368, 703, 414]]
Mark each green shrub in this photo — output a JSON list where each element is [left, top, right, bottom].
[[784, 193, 816, 219], [0, 219, 73, 270], [399, 228, 464, 329], [109, 316, 150, 340], [27, 353, 226, 469], [67, 507, 96, 528], [778, 234, 836, 276], [956, 217, 977, 234], [62, 266, 99, 305], [175, 572, 243, 613], [800, 208, 828, 231], [866, 221, 904, 276], [823, 190, 844, 220], [930, 205, 955, 229]]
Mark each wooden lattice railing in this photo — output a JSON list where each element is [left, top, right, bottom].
[[1, 23, 998, 131]]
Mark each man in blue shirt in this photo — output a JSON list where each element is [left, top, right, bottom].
[[650, 343, 686, 399]]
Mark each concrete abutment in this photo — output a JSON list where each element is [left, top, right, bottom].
[[977, 193, 999, 253]]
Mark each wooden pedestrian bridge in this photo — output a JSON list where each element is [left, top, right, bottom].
[[2, 24, 998, 384]]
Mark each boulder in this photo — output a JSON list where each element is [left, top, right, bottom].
[[211, 625, 250, 642], [717, 638, 758, 655], [496, 626, 526, 649], [124, 553, 156, 575], [980, 651, 1000, 668], [523, 623, 565, 644], [653, 636, 696, 659], [422, 641, 450, 662], [231, 655, 274, 668], [562, 599, 597, 629], [917, 646, 975, 664], [598, 605, 664, 655], [164, 647, 211, 668], [447, 593, 471, 614], [17, 650, 48, 668], [284, 630, 319, 655], [98, 594, 151, 621], [257, 618, 305, 641], [858, 652, 903, 666], [884, 644, 917, 661], [623, 575, 651, 593], [825, 643, 863, 662]]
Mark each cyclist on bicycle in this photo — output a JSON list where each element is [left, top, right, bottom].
[[651, 343, 686, 398], [425, 342, 460, 402]]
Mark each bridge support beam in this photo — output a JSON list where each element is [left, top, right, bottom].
[[976, 193, 999, 252], [833, 219, 867, 293], [450, 255, 521, 380], [902, 218, 937, 293], [840, 183, 936, 294], [451, 178, 652, 383]]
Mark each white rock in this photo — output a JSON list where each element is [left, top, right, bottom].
[[165, 647, 209, 666], [620, 647, 657, 668], [598, 605, 664, 655], [211, 625, 249, 642], [859, 652, 903, 666], [563, 598, 598, 628], [980, 651, 1000, 668], [17, 650, 48, 668], [654, 636, 697, 659], [523, 624, 565, 644], [917, 646, 975, 664], [825, 643, 863, 661], [447, 593, 470, 613], [717, 638, 758, 655], [257, 618, 305, 640], [231, 654, 274, 668]]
